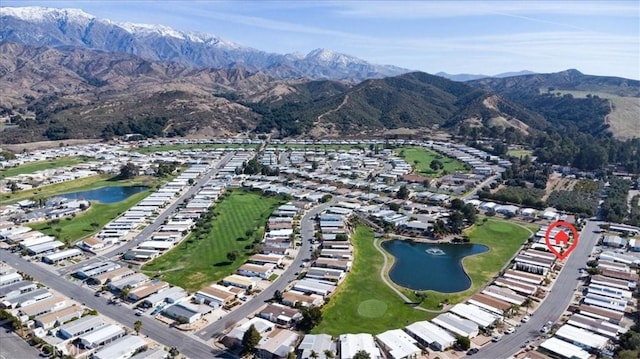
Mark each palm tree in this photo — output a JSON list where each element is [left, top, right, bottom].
[[310, 350, 319, 359], [324, 350, 335, 359], [509, 304, 521, 317], [522, 297, 533, 314]]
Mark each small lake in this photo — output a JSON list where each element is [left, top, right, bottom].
[[61, 186, 147, 204], [382, 240, 489, 292]]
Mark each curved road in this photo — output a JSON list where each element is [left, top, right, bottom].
[[477, 220, 600, 359], [195, 199, 335, 339]]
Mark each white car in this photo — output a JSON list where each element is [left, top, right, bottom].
[[521, 315, 530, 323], [505, 327, 515, 334]]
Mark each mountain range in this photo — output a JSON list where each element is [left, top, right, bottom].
[[0, 6, 638, 144], [0, 6, 408, 82]]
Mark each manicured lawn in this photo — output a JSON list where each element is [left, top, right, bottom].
[[312, 225, 430, 336], [142, 190, 284, 292], [28, 185, 154, 244], [411, 219, 532, 310], [0, 157, 90, 180], [398, 146, 469, 177], [134, 143, 254, 153]]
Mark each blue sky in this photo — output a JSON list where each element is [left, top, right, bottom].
[[4, 1, 640, 79]]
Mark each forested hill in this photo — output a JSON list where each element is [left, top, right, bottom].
[[251, 71, 545, 137], [466, 69, 640, 138]]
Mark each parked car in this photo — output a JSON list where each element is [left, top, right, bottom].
[[505, 327, 515, 334], [466, 348, 479, 355], [521, 315, 530, 323], [492, 335, 502, 342]]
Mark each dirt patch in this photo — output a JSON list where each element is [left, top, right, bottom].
[[541, 173, 577, 201], [1, 139, 101, 152]]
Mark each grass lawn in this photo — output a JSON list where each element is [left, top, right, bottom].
[[312, 225, 430, 336], [0, 157, 90, 180], [134, 143, 255, 153], [267, 144, 367, 151], [29, 187, 152, 244], [506, 149, 533, 159], [142, 190, 284, 292], [398, 146, 469, 177], [408, 219, 532, 310]]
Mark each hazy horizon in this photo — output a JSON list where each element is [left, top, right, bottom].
[[2, 1, 639, 80]]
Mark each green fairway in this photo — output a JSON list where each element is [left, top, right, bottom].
[[0, 157, 90, 180], [398, 146, 468, 177], [134, 143, 255, 153], [28, 185, 154, 244], [142, 190, 284, 292], [411, 219, 532, 310], [312, 225, 430, 335]]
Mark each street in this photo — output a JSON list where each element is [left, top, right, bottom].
[[60, 152, 235, 275], [195, 199, 335, 339], [0, 250, 221, 358], [0, 322, 40, 359], [478, 220, 601, 358]]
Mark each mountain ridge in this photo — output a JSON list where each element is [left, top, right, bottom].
[[0, 6, 409, 82]]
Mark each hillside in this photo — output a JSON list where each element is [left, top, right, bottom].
[[467, 69, 640, 138], [0, 41, 273, 143], [0, 6, 409, 82], [249, 72, 546, 137]]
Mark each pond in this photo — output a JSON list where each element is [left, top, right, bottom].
[[61, 186, 147, 204], [381, 240, 489, 292]]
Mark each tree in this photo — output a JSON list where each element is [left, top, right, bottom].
[[273, 290, 283, 302], [310, 350, 319, 359], [396, 185, 409, 199], [429, 159, 444, 171], [353, 350, 371, 359], [450, 198, 465, 210], [522, 297, 533, 313], [455, 335, 471, 350], [118, 162, 139, 179], [226, 251, 238, 263], [241, 324, 262, 355], [299, 306, 323, 332], [134, 320, 142, 335], [168, 347, 180, 358], [324, 350, 336, 359]]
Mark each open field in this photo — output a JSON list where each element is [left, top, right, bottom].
[[0, 157, 90, 180], [0, 174, 162, 205], [552, 90, 639, 140], [312, 225, 430, 335], [142, 190, 284, 292], [506, 149, 533, 159], [398, 146, 468, 177], [408, 219, 532, 310], [134, 143, 255, 153], [29, 187, 152, 244], [267, 144, 368, 151]]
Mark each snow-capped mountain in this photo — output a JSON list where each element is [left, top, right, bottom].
[[0, 6, 409, 81]]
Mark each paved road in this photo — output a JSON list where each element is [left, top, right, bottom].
[[478, 220, 600, 359], [0, 322, 40, 359], [0, 251, 222, 359], [60, 152, 236, 274], [461, 174, 500, 201], [195, 199, 335, 339]]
